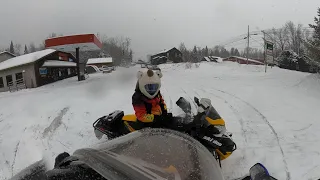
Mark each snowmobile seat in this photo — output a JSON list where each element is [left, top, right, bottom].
[[122, 114, 137, 122]]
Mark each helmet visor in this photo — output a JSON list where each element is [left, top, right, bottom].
[[144, 84, 159, 95]]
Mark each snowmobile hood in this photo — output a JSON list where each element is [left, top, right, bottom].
[[74, 128, 224, 180]]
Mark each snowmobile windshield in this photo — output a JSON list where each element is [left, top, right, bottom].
[[144, 84, 159, 95], [74, 128, 224, 180]]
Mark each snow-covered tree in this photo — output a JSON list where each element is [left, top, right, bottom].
[[306, 7, 320, 62]]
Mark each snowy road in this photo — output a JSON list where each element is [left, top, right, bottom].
[[1, 62, 320, 180]]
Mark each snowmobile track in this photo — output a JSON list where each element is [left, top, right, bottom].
[[208, 88, 291, 180]]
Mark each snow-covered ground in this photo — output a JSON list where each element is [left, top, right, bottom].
[[1, 62, 320, 180]]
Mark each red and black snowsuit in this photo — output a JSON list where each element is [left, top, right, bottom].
[[132, 84, 167, 125]]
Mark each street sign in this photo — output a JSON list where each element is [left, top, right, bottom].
[[266, 42, 273, 50], [265, 41, 273, 55], [266, 55, 273, 64]]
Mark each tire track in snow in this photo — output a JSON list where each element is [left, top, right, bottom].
[[207, 87, 291, 180], [11, 141, 20, 177]]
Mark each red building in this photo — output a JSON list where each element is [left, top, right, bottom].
[[223, 56, 264, 65]]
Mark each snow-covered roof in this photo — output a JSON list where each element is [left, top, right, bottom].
[[86, 65, 100, 72], [87, 58, 113, 64], [227, 56, 264, 64], [42, 60, 76, 67], [0, 51, 16, 57], [154, 47, 178, 55], [0, 49, 56, 71], [203, 57, 211, 62]]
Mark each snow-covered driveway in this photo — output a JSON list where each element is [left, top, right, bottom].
[[1, 62, 320, 180]]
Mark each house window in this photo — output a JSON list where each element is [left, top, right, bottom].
[[16, 72, 23, 84], [6, 75, 12, 86], [16, 72, 23, 80], [0, 77, 3, 88]]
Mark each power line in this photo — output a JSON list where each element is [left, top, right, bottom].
[[250, 37, 264, 47]]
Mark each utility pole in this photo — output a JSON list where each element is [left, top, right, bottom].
[[262, 30, 267, 73], [247, 25, 249, 65]]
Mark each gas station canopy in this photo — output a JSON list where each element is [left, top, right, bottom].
[[45, 34, 102, 52], [45, 34, 102, 81]]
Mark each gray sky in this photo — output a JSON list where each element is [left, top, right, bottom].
[[0, 0, 319, 60]]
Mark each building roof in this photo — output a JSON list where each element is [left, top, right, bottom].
[[42, 60, 76, 67], [0, 49, 56, 71], [0, 51, 16, 57], [87, 57, 113, 64], [153, 47, 180, 56], [203, 57, 211, 62], [226, 56, 264, 64]]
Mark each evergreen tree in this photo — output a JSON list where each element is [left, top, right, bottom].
[[193, 45, 197, 54], [307, 7, 320, 61], [24, 45, 28, 54], [213, 46, 220, 57], [230, 47, 235, 56], [129, 49, 133, 62], [9, 41, 14, 54], [220, 47, 230, 58], [204, 46, 209, 56], [234, 48, 240, 56]]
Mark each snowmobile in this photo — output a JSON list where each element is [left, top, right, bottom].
[[10, 128, 277, 180], [93, 96, 237, 164]]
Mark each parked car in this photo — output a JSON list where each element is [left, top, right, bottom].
[[86, 65, 100, 74]]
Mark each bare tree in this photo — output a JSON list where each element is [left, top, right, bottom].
[[29, 43, 36, 53], [285, 21, 304, 54], [272, 26, 288, 51]]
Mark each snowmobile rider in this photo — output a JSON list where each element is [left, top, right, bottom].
[[132, 69, 172, 129]]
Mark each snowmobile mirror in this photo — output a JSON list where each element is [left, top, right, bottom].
[[176, 97, 192, 114], [194, 97, 200, 106], [249, 163, 275, 180]]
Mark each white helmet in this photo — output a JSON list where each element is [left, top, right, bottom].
[[137, 69, 163, 99]]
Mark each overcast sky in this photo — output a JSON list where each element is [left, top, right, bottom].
[[0, 0, 319, 60]]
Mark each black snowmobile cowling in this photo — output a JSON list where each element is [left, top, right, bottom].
[[93, 96, 237, 164], [9, 129, 278, 180]]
